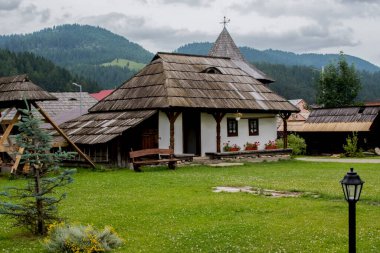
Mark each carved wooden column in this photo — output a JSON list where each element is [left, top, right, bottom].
[[212, 112, 226, 153], [279, 112, 291, 149], [165, 111, 181, 150]]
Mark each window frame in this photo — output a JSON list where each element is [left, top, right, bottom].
[[248, 118, 259, 136], [227, 118, 238, 137]]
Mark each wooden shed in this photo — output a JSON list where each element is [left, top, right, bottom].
[[295, 106, 380, 154]]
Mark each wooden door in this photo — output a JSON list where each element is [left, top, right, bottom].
[[141, 129, 158, 149]]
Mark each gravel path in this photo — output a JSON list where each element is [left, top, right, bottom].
[[296, 157, 380, 163]]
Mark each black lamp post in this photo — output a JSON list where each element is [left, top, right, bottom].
[[340, 168, 364, 253]]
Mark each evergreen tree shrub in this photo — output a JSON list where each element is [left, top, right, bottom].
[[0, 104, 76, 235]]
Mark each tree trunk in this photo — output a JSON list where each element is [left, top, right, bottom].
[[34, 166, 44, 235]]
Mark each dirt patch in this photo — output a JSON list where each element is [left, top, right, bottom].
[[208, 163, 244, 167], [213, 186, 317, 198]]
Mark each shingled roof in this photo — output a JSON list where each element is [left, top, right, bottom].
[[208, 27, 274, 84], [301, 106, 380, 132], [90, 52, 296, 113], [59, 110, 156, 144], [0, 74, 57, 108]]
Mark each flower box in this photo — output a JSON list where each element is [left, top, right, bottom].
[[244, 141, 260, 151], [264, 140, 277, 150], [245, 147, 258, 151], [222, 142, 241, 152]]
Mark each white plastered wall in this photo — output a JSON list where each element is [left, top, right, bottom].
[[158, 111, 183, 154], [200, 112, 277, 155], [160, 111, 277, 156]]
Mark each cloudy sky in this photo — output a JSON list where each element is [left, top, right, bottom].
[[1, 0, 380, 66]]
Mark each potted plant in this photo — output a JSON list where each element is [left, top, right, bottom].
[[264, 140, 277, 150], [223, 142, 241, 152], [230, 144, 241, 152], [244, 141, 260, 150]]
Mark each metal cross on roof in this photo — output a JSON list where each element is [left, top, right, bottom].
[[220, 16, 230, 28]]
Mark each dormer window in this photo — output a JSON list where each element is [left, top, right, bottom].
[[201, 67, 222, 74]]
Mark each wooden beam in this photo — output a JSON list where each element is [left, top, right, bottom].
[[0, 111, 20, 146], [165, 111, 181, 150], [32, 102, 96, 168], [212, 112, 226, 153], [11, 147, 24, 174], [279, 112, 291, 149]]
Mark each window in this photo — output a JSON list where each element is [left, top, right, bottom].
[[227, 118, 238, 137], [201, 67, 222, 74], [249, 119, 259, 136]]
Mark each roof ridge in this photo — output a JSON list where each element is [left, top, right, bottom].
[[208, 27, 244, 61], [157, 51, 230, 60]]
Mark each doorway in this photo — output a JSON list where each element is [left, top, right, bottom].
[[183, 111, 201, 155]]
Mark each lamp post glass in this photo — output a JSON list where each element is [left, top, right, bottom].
[[340, 168, 364, 202]]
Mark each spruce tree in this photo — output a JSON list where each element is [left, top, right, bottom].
[[0, 104, 76, 235], [316, 52, 361, 107]]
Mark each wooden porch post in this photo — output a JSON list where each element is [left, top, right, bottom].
[[165, 111, 181, 150], [279, 112, 291, 149], [212, 112, 226, 153]]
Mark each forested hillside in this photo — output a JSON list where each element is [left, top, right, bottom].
[[176, 42, 380, 73], [0, 24, 153, 66], [0, 49, 99, 92], [0, 24, 153, 88], [257, 62, 380, 104]]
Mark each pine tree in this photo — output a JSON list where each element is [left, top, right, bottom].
[[0, 104, 76, 235], [316, 52, 361, 107]]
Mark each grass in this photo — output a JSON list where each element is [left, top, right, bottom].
[[101, 58, 146, 71], [0, 160, 379, 252]]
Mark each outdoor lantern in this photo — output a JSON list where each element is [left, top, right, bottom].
[[340, 168, 364, 202], [235, 112, 243, 121]]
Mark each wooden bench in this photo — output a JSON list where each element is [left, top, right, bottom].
[[129, 148, 180, 172]]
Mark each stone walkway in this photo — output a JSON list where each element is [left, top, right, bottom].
[[296, 157, 380, 164]]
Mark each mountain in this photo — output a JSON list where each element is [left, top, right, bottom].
[[176, 42, 380, 73], [0, 24, 154, 88], [0, 24, 153, 66], [0, 48, 99, 92]]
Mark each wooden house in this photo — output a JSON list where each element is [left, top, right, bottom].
[[59, 28, 298, 167], [295, 106, 380, 154]]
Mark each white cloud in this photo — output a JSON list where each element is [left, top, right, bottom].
[[0, 0, 22, 11], [80, 12, 213, 52], [156, 0, 215, 7], [0, 0, 379, 65]]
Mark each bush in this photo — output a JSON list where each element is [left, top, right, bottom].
[[343, 132, 363, 157], [44, 223, 123, 253], [277, 134, 307, 155]]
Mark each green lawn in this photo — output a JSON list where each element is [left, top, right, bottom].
[[0, 160, 379, 252]]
